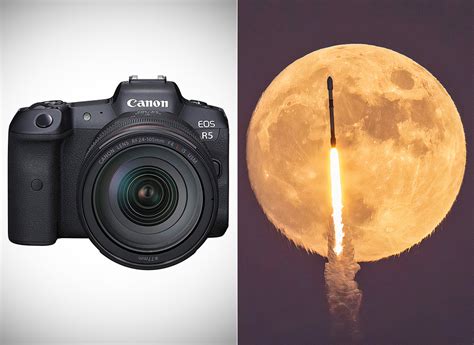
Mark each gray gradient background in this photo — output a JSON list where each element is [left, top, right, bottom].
[[0, 0, 237, 344]]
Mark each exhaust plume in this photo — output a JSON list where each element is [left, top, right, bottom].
[[325, 222, 363, 344]]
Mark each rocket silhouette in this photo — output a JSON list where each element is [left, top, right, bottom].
[[327, 76, 336, 147]]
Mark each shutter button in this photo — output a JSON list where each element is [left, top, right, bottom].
[[35, 114, 53, 128]]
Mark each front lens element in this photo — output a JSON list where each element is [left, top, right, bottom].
[[118, 166, 178, 226]]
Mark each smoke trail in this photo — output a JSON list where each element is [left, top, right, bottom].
[[324, 222, 363, 344]]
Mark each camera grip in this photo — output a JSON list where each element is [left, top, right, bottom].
[[8, 134, 60, 245]]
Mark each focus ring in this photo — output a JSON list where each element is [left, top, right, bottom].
[[85, 112, 205, 160]]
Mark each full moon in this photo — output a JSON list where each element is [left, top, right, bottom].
[[247, 44, 466, 262]]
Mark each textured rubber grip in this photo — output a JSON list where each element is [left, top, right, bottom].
[[8, 134, 60, 245]]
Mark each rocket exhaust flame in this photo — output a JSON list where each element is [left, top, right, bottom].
[[328, 77, 344, 256], [330, 147, 344, 256], [325, 76, 363, 343]]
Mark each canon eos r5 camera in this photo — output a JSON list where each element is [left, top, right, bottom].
[[8, 76, 228, 269]]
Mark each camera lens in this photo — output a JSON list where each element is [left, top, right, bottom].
[[79, 113, 219, 269], [118, 166, 178, 226], [93, 147, 204, 253]]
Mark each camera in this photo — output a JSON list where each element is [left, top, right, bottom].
[[8, 76, 229, 269]]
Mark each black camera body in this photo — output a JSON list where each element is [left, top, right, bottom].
[[8, 76, 229, 269]]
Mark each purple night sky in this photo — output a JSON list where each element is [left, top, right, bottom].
[[238, 1, 473, 344]]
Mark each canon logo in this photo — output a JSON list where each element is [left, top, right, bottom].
[[127, 99, 169, 108]]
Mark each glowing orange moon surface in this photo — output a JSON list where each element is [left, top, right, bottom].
[[247, 44, 466, 262]]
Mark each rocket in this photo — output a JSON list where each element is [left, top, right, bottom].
[[327, 76, 336, 147]]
